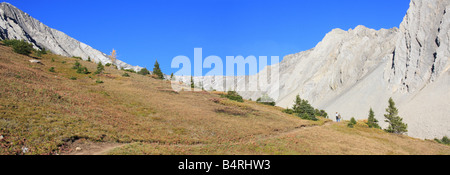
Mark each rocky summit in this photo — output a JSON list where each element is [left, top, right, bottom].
[[0, 2, 142, 71]]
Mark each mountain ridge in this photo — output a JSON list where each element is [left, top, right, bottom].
[[0, 2, 142, 71]]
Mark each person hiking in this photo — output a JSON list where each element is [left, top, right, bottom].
[[336, 112, 339, 122], [338, 113, 342, 122]]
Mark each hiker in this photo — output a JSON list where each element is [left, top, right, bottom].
[[336, 112, 342, 122]]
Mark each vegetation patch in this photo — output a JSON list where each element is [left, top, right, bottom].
[[221, 91, 244, 103]]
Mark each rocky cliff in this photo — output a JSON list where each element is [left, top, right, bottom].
[[0, 2, 142, 71]]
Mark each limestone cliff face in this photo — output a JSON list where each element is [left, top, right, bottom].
[[386, 0, 450, 93], [0, 2, 142, 71]]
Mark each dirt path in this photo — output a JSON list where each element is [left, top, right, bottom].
[[64, 142, 126, 155], [65, 120, 335, 155]]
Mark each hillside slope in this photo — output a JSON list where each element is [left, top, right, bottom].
[[0, 2, 141, 71], [0, 43, 448, 155]]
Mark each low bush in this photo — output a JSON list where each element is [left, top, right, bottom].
[[435, 136, 450, 145], [122, 73, 130, 77], [221, 91, 244, 103], [4, 39, 34, 56], [347, 117, 357, 128], [138, 68, 150, 76], [48, 67, 55, 72], [76, 66, 89, 74], [94, 62, 104, 75]]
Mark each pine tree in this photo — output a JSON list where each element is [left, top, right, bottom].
[[292, 95, 302, 113], [170, 73, 174, 80], [367, 108, 381, 129], [190, 76, 195, 89], [153, 60, 164, 79], [384, 98, 408, 134]]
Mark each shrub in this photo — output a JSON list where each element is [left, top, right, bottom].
[[282, 108, 294, 114], [35, 48, 48, 57], [292, 95, 316, 120], [434, 136, 450, 145], [72, 61, 81, 69], [62, 61, 66, 64], [347, 117, 357, 128], [105, 63, 112, 67], [87, 57, 91, 62], [4, 39, 34, 56], [138, 68, 150, 76], [221, 91, 244, 103], [3, 39, 21, 47], [96, 80, 104, 84], [314, 109, 328, 119], [76, 66, 89, 74], [123, 69, 136, 73], [94, 62, 105, 75], [72, 56, 82, 60], [122, 73, 130, 77], [284, 95, 326, 121], [70, 77, 77, 80], [48, 67, 55, 72]]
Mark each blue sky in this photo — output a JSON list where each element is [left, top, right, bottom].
[[5, 0, 410, 75]]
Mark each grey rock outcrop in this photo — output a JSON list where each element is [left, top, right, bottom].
[[0, 2, 142, 71]]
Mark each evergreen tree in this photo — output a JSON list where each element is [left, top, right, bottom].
[[384, 98, 408, 134], [367, 108, 381, 129], [153, 60, 164, 79], [170, 73, 174, 80], [292, 95, 317, 121], [292, 95, 302, 113], [190, 76, 195, 89]]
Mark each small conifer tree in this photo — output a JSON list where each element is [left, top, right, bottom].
[[367, 108, 381, 129], [153, 60, 164, 79], [384, 98, 408, 134]]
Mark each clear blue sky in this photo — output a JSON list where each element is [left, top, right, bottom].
[[5, 0, 410, 75]]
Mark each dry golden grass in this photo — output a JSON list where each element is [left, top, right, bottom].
[[0, 43, 449, 155]]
